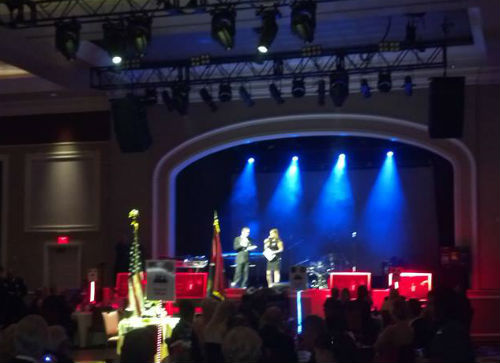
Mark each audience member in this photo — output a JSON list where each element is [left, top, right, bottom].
[[203, 300, 237, 362], [222, 326, 262, 363], [10, 315, 48, 363], [375, 299, 414, 363], [429, 287, 475, 363], [120, 325, 157, 363], [47, 325, 74, 363]]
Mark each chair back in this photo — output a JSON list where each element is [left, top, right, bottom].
[[101, 311, 119, 337]]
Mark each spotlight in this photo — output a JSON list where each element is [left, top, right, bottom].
[[126, 15, 152, 58], [239, 85, 255, 107], [387, 151, 394, 157], [292, 156, 299, 161], [360, 79, 371, 98], [161, 90, 174, 111], [257, 9, 278, 54], [329, 67, 349, 107], [317, 79, 325, 105], [55, 20, 81, 60], [291, 1, 316, 43], [291, 77, 305, 98], [269, 83, 284, 104], [103, 17, 151, 62], [339, 153, 346, 159], [403, 75, 414, 96], [172, 82, 190, 115], [248, 157, 255, 164], [199, 87, 217, 112], [103, 20, 127, 63], [378, 71, 392, 93], [211, 8, 236, 50], [218, 82, 232, 102]]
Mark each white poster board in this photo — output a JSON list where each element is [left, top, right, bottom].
[[146, 260, 175, 301]]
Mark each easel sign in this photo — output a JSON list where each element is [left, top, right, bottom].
[[146, 260, 175, 301]]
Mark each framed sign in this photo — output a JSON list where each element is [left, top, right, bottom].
[[146, 260, 175, 301]]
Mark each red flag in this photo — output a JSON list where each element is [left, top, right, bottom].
[[207, 211, 225, 299]]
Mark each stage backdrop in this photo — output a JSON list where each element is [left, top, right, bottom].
[[175, 137, 449, 281], [222, 166, 439, 274]]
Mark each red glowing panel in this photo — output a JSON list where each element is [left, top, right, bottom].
[[388, 272, 432, 299], [328, 272, 372, 291], [175, 272, 207, 299], [57, 236, 69, 244]]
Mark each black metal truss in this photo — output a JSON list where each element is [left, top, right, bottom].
[[89, 40, 467, 91], [0, 0, 345, 28]]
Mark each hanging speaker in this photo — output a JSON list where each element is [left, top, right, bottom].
[[428, 77, 465, 139], [111, 95, 152, 152]]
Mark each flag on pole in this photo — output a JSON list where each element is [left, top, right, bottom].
[[206, 211, 225, 300], [128, 209, 145, 316]]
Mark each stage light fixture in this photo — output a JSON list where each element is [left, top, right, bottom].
[[257, 9, 278, 54], [339, 153, 346, 159], [199, 87, 217, 112], [161, 90, 174, 111], [172, 82, 190, 115], [329, 67, 349, 107], [55, 20, 81, 60], [403, 75, 414, 96], [387, 151, 394, 157], [239, 85, 255, 107], [103, 20, 127, 63], [126, 15, 152, 58], [269, 83, 285, 104], [317, 79, 325, 105], [211, 7, 236, 50], [292, 156, 299, 161], [291, 1, 316, 43], [291, 77, 305, 98], [378, 71, 392, 93], [360, 79, 371, 98], [248, 157, 255, 164], [218, 81, 232, 102]]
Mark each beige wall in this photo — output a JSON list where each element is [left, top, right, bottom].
[[1, 85, 499, 289]]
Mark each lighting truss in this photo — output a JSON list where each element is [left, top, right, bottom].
[[89, 40, 468, 91], [0, 0, 347, 28]]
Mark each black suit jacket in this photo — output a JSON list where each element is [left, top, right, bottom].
[[233, 236, 254, 264]]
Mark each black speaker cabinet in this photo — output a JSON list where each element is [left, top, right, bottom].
[[111, 95, 152, 152], [428, 77, 465, 139]]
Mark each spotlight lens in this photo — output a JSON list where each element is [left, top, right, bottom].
[[257, 45, 268, 54], [292, 156, 299, 161], [339, 153, 346, 159], [112, 56, 122, 64], [387, 151, 394, 157], [248, 157, 255, 164]]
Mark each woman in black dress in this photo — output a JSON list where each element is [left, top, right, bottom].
[[264, 228, 284, 287]]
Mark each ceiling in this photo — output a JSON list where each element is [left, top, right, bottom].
[[0, 0, 498, 109]]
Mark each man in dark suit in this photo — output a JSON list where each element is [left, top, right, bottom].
[[231, 227, 256, 288]]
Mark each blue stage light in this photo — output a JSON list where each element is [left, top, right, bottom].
[[387, 151, 394, 157], [292, 156, 299, 162], [247, 157, 255, 164]]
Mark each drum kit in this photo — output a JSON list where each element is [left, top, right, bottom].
[[301, 253, 350, 289]]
